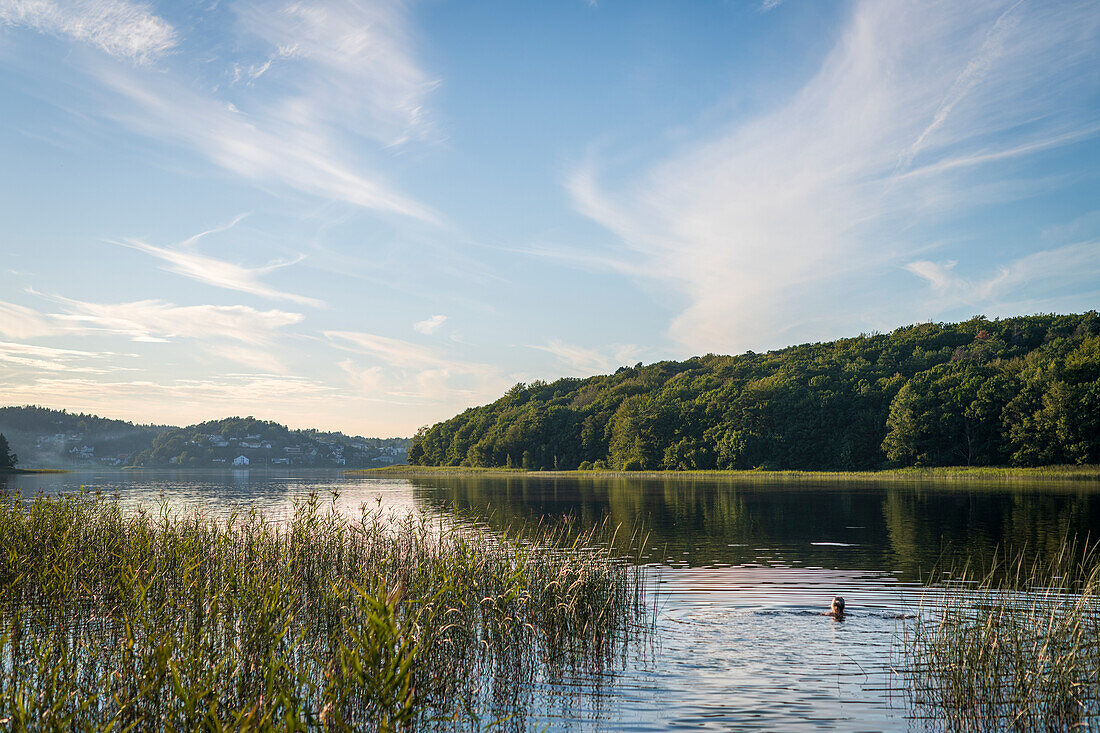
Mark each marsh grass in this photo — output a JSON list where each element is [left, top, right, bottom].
[[355, 464, 1100, 483], [0, 489, 649, 730], [897, 543, 1100, 731]]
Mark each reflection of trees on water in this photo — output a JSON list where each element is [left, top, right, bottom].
[[882, 487, 1100, 577], [411, 477, 1100, 582]]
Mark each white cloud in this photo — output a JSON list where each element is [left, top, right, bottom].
[[234, 0, 436, 146], [62, 0, 441, 221], [904, 260, 961, 294], [338, 359, 384, 394], [325, 329, 511, 407], [2, 294, 302, 371], [48, 297, 303, 345], [906, 240, 1100, 306], [96, 65, 439, 221], [0, 339, 123, 373], [0, 0, 176, 62], [0, 300, 64, 338], [200, 342, 288, 374], [9, 294, 302, 344], [326, 330, 443, 369], [527, 339, 641, 376], [112, 216, 324, 307], [572, 0, 1100, 354], [413, 314, 446, 335]]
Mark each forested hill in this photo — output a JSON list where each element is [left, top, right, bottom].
[[409, 312, 1100, 471], [0, 407, 410, 468]]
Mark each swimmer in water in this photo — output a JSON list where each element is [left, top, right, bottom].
[[824, 596, 845, 618]]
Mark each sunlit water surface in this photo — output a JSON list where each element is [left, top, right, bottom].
[[6, 469, 1100, 731]]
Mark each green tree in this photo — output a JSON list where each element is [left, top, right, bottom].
[[0, 433, 17, 469], [408, 312, 1100, 471]]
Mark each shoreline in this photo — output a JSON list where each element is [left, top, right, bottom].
[[0, 467, 71, 475], [347, 464, 1100, 482]]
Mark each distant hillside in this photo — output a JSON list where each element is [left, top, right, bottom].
[[410, 312, 1100, 471], [0, 408, 410, 469]]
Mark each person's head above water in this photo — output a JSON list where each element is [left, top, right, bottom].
[[829, 596, 845, 615]]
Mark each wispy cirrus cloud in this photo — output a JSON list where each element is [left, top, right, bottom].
[[325, 330, 511, 406], [112, 216, 323, 307], [49, 298, 303, 345], [0, 339, 125, 373], [572, 0, 1100, 354], [96, 64, 440, 222], [905, 240, 1100, 307], [233, 0, 437, 147], [5, 0, 441, 221], [326, 330, 444, 369], [0, 0, 176, 62], [2, 294, 302, 371], [69, 0, 442, 221], [0, 300, 64, 339], [527, 339, 641, 376], [4, 295, 302, 344]]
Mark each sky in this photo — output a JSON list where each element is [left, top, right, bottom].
[[1, 0, 1098, 437]]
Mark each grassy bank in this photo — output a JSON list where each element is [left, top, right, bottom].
[[897, 545, 1100, 731], [350, 464, 1100, 482], [0, 467, 70, 475], [0, 489, 649, 729]]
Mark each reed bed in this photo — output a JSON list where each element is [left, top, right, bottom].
[[0, 489, 650, 730], [896, 544, 1100, 731], [355, 464, 1100, 483]]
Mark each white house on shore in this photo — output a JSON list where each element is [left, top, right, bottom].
[[232, 455, 250, 467]]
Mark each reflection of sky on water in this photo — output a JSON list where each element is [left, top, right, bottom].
[[4, 469, 1099, 730], [1, 468, 424, 521]]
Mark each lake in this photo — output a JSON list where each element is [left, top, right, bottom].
[[5, 468, 1100, 730]]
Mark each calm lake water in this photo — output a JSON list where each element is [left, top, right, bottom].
[[5, 468, 1100, 731]]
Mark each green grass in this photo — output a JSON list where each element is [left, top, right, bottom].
[[0, 489, 649, 730], [351, 464, 1100, 482], [896, 544, 1100, 731]]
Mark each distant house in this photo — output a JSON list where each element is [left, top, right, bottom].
[[69, 445, 95, 460], [232, 455, 250, 467]]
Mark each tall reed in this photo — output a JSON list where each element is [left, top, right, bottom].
[[0, 489, 649, 730], [896, 543, 1100, 731]]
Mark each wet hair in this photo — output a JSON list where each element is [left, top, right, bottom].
[[830, 596, 845, 614]]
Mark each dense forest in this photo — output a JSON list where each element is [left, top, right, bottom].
[[409, 312, 1100, 471]]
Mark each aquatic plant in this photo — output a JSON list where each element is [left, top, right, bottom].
[[897, 544, 1100, 731], [0, 489, 649, 730]]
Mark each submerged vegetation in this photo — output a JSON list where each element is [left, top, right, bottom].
[[410, 312, 1100, 471], [0, 489, 648, 729], [899, 544, 1100, 731]]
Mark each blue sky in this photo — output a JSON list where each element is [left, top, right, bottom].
[[1, 0, 1098, 436]]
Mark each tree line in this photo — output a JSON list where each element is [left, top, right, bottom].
[[409, 312, 1100, 471]]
